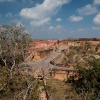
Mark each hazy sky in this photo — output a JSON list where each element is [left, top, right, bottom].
[[0, 0, 100, 39]]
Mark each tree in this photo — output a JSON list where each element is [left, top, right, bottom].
[[68, 59, 100, 100], [0, 22, 30, 77], [0, 23, 41, 100]]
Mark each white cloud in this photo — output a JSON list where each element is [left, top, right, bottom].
[[30, 17, 51, 27], [20, 0, 71, 26], [93, 13, 100, 24], [20, 0, 71, 20], [5, 12, 13, 17], [69, 15, 83, 22], [94, 0, 100, 5], [49, 26, 54, 30], [0, 0, 14, 2], [92, 26, 100, 30], [49, 25, 63, 30], [77, 4, 97, 15], [56, 18, 62, 22]]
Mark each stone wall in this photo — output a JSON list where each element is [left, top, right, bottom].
[[33, 48, 54, 60], [51, 69, 77, 81]]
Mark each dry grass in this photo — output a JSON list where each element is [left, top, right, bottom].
[[46, 78, 81, 100]]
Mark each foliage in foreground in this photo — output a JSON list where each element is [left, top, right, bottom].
[[0, 66, 40, 100]]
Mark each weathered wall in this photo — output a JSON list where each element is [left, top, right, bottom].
[[51, 69, 77, 81], [33, 49, 54, 60]]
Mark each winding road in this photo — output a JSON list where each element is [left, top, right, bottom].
[[27, 45, 67, 71]]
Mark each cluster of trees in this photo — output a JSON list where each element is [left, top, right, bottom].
[[68, 59, 100, 100], [0, 22, 31, 76], [0, 22, 36, 100]]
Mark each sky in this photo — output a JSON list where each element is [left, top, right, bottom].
[[0, 0, 100, 39]]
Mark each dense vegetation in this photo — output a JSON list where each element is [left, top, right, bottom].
[[68, 59, 100, 100]]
